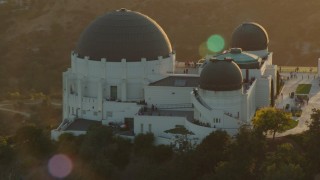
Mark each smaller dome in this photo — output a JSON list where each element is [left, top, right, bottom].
[[231, 22, 269, 51], [199, 59, 242, 91]]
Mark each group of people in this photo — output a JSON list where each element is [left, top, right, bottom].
[[185, 61, 195, 68], [137, 104, 158, 116], [279, 66, 314, 73], [288, 72, 317, 80]]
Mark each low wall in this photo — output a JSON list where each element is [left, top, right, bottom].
[[185, 119, 216, 141], [51, 129, 87, 141], [134, 115, 185, 136]]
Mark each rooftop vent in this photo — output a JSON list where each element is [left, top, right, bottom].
[[210, 57, 218, 62], [224, 57, 234, 62], [230, 48, 242, 54], [118, 8, 128, 12]]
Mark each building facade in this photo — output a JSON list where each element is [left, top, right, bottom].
[[51, 9, 278, 145]]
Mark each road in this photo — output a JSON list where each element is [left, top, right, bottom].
[[275, 72, 320, 137], [0, 99, 62, 117]]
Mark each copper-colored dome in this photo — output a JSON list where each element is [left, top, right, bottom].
[[231, 22, 269, 51], [75, 8, 172, 62], [200, 59, 243, 91]]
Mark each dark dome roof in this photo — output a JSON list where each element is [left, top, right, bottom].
[[74, 8, 172, 62], [199, 59, 242, 91], [231, 22, 269, 51]]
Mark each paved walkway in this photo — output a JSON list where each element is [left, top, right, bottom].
[[0, 99, 62, 118], [275, 73, 320, 137]]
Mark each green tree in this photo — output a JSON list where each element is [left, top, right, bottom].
[[14, 125, 53, 158], [264, 163, 305, 180], [78, 125, 120, 179], [164, 126, 195, 152], [304, 108, 320, 178], [0, 136, 15, 179], [0, 136, 14, 164], [213, 127, 266, 179], [262, 143, 305, 180], [253, 107, 291, 140], [110, 137, 132, 169], [270, 79, 275, 106], [134, 133, 154, 156], [57, 133, 80, 156], [79, 125, 113, 160], [151, 144, 173, 164], [276, 71, 283, 95], [193, 130, 231, 176]]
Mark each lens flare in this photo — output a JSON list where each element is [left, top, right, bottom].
[[48, 154, 73, 178], [206, 34, 225, 53], [198, 42, 208, 57]]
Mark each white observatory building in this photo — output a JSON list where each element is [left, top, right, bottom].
[[51, 9, 278, 144]]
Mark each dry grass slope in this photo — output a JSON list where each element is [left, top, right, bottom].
[[1, 0, 320, 94]]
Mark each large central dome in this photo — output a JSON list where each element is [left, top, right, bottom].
[[75, 8, 172, 62]]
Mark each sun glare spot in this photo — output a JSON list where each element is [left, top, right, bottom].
[[206, 34, 225, 53], [48, 154, 73, 178], [198, 42, 209, 57]]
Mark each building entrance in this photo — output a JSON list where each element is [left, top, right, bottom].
[[110, 86, 117, 100]]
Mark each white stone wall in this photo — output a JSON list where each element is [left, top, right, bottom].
[[102, 101, 141, 123], [133, 115, 185, 136], [133, 115, 238, 145], [191, 94, 214, 124], [185, 119, 216, 140], [62, 52, 175, 121], [264, 64, 277, 94], [51, 129, 87, 141], [70, 53, 174, 101], [255, 76, 271, 108], [241, 80, 257, 123], [246, 49, 269, 59], [144, 86, 194, 106], [241, 69, 262, 81], [199, 89, 242, 118], [191, 90, 242, 129]]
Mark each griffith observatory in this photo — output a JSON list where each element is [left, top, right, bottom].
[[51, 8, 278, 144]]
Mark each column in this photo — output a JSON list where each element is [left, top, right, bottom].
[[77, 77, 82, 108], [121, 79, 127, 101], [63, 71, 69, 120], [121, 59, 127, 101], [141, 58, 149, 86], [318, 58, 320, 77], [97, 79, 103, 112]]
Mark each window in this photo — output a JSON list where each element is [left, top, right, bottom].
[[82, 110, 86, 115], [72, 107, 74, 115], [70, 86, 74, 94], [106, 111, 113, 117], [148, 124, 152, 132], [110, 86, 117, 100], [140, 124, 144, 134], [94, 112, 98, 116]]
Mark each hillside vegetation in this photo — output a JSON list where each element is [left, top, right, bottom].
[[1, 0, 320, 95]]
